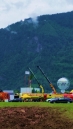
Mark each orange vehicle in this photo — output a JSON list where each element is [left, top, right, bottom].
[[0, 90, 10, 101]]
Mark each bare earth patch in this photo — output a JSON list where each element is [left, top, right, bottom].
[[0, 107, 73, 129]]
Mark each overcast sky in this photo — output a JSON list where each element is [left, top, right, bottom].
[[0, 0, 73, 28]]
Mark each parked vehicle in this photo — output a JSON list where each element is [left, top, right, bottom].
[[63, 93, 73, 100], [49, 97, 73, 103], [46, 98, 58, 102], [9, 98, 23, 102]]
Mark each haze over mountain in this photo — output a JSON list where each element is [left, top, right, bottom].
[[0, 11, 73, 92], [1, 0, 73, 28]]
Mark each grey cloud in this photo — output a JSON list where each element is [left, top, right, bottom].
[[66, 0, 73, 4], [12, 2, 24, 9]]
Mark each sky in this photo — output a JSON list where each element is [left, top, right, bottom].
[[0, 0, 73, 29]]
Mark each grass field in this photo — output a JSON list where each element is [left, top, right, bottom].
[[0, 102, 73, 119]]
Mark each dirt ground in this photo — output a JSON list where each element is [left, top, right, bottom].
[[0, 107, 73, 129]]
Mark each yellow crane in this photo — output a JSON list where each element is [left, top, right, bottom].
[[37, 66, 57, 94], [28, 67, 44, 94]]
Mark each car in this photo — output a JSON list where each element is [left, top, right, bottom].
[[49, 97, 73, 103], [8, 98, 23, 102], [46, 98, 59, 102]]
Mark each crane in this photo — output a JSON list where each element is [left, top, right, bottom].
[[37, 66, 57, 94], [28, 67, 44, 93]]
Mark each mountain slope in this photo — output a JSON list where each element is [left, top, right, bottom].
[[0, 11, 73, 92]]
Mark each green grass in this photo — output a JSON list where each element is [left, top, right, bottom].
[[0, 102, 73, 108], [0, 102, 73, 119]]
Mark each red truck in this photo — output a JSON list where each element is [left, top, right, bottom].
[[63, 92, 73, 100]]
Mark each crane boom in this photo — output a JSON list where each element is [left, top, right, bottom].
[[28, 68, 44, 93], [37, 66, 57, 93]]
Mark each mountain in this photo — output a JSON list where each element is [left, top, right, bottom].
[[0, 11, 73, 92]]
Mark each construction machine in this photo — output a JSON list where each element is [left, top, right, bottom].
[[37, 66, 57, 94], [27, 68, 47, 101], [20, 68, 45, 102], [28, 67, 44, 94], [37, 66, 64, 99]]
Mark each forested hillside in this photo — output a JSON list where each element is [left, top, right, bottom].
[[0, 11, 73, 92]]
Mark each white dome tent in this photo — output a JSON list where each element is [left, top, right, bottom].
[[57, 77, 70, 93]]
